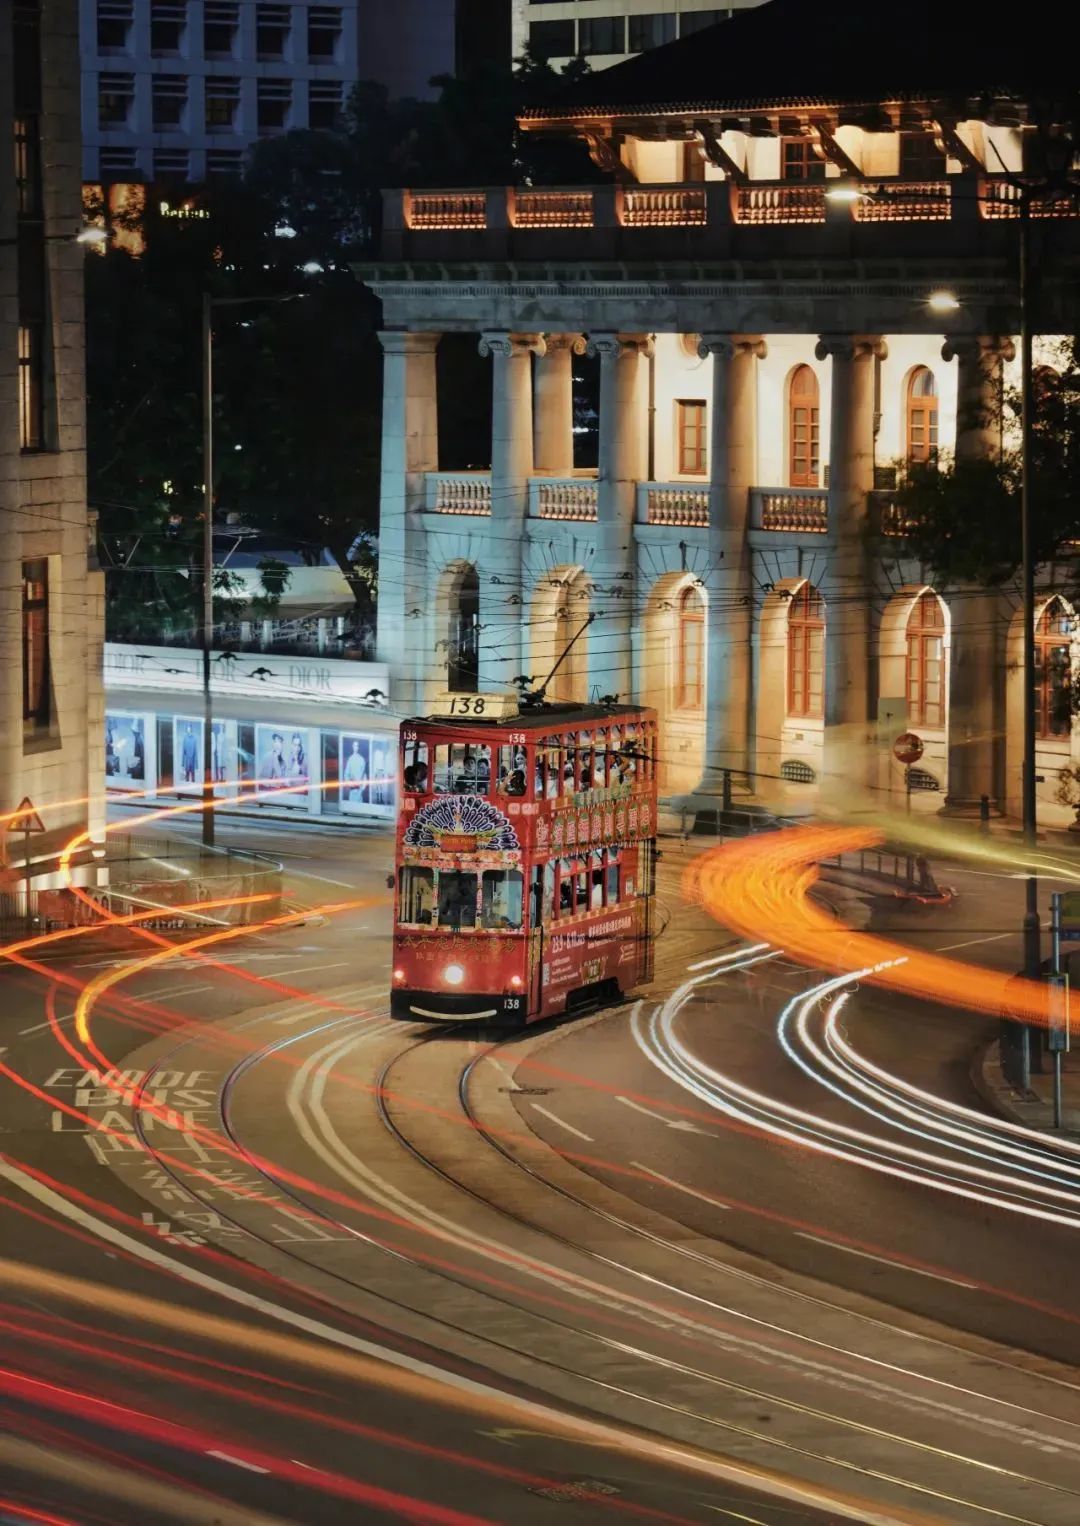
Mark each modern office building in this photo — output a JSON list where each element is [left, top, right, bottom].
[[512, 2, 759, 68], [2, 0, 105, 880], [367, 0, 1080, 825], [80, 0, 361, 182]]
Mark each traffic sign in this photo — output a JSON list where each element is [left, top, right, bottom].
[[9, 797, 46, 833], [892, 732, 924, 766]]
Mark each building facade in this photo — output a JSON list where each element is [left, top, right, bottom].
[[2, 0, 105, 879], [512, 2, 757, 69], [80, 0, 360, 182], [367, 0, 1080, 826]]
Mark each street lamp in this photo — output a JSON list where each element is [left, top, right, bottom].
[[200, 290, 307, 848]]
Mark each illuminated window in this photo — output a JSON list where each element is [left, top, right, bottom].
[[677, 585, 705, 710], [676, 399, 707, 476], [23, 559, 50, 726], [18, 325, 43, 452], [905, 591, 945, 727], [788, 365, 819, 486], [781, 138, 825, 181], [1036, 599, 1072, 739], [786, 583, 825, 718], [906, 367, 938, 463]]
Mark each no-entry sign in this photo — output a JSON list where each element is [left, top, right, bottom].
[[892, 732, 924, 766]]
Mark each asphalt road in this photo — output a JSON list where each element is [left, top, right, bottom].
[[1, 809, 851, 1526]]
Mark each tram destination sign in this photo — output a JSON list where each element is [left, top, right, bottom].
[[430, 692, 519, 721]]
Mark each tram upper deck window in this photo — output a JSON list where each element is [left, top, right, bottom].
[[539, 737, 560, 799], [496, 743, 528, 797], [437, 870, 477, 929], [403, 739, 429, 793], [593, 728, 608, 788], [398, 866, 434, 924], [560, 734, 576, 798], [481, 868, 523, 929]]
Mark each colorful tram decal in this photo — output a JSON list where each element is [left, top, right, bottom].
[[390, 701, 658, 1024]]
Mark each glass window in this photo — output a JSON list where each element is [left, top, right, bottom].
[[561, 733, 577, 797], [906, 366, 939, 464], [628, 12, 675, 51], [204, 1, 238, 55], [256, 2, 289, 57], [590, 849, 605, 910], [309, 83, 341, 129], [529, 866, 543, 927], [606, 852, 620, 905], [578, 731, 593, 790], [900, 131, 947, 180], [678, 586, 705, 709], [437, 871, 477, 929], [788, 365, 820, 487], [781, 137, 826, 182], [432, 743, 453, 793], [97, 2, 132, 51], [543, 860, 555, 921], [152, 74, 186, 128], [593, 729, 608, 787], [18, 325, 43, 452], [679, 9, 725, 36], [496, 743, 527, 796], [1037, 600, 1072, 739], [787, 583, 826, 718], [403, 738, 429, 792], [676, 400, 707, 475], [576, 858, 589, 911], [529, 18, 574, 56], [579, 16, 624, 54], [22, 559, 49, 727], [205, 78, 240, 129], [482, 869, 523, 929], [98, 73, 133, 125], [307, 4, 341, 59], [905, 591, 945, 728], [398, 867, 434, 926], [543, 737, 560, 798], [257, 79, 291, 131], [151, 2, 186, 53]]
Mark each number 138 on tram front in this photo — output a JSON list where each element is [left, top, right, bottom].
[[391, 698, 658, 1025]]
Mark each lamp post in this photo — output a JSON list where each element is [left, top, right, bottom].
[[200, 290, 308, 849]]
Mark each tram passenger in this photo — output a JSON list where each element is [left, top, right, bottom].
[[404, 760, 429, 792]]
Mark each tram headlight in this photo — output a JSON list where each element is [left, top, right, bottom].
[[443, 963, 465, 986], [509, 975, 523, 988], [393, 968, 406, 983]]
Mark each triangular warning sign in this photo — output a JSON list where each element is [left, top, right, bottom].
[[10, 797, 47, 833]]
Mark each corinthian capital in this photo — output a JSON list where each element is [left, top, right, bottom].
[[697, 334, 767, 361], [941, 334, 1016, 365], [815, 334, 888, 362], [478, 332, 546, 359], [585, 332, 653, 361]]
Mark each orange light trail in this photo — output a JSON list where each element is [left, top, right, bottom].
[[688, 824, 1072, 1031]]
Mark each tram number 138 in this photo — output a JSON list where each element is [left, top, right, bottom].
[[432, 691, 519, 721]]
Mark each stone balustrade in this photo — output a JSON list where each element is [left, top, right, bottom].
[[511, 189, 594, 228], [425, 472, 492, 515], [530, 478, 598, 520], [751, 488, 829, 533], [622, 187, 707, 227], [640, 484, 710, 526], [734, 182, 826, 225], [852, 180, 951, 222]]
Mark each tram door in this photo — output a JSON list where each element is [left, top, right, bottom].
[[528, 864, 549, 1016]]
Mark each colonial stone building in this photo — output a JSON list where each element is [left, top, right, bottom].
[[2, 0, 105, 876], [365, 0, 1080, 824]]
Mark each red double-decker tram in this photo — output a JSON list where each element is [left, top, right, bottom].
[[391, 698, 658, 1024]]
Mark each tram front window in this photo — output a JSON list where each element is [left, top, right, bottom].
[[481, 869, 523, 929], [403, 740, 429, 793], [437, 871, 477, 929]]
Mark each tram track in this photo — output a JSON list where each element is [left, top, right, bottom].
[[56, 937, 1080, 1526]]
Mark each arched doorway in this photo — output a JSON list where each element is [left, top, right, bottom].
[[758, 579, 825, 797], [642, 573, 706, 792], [787, 365, 820, 487], [530, 566, 590, 702], [905, 366, 939, 463], [878, 586, 950, 808], [1006, 595, 1078, 822]]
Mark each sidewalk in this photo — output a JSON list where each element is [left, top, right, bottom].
[[974, 1038, 1080, 1138]]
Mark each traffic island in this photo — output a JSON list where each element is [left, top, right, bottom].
[[973, 1037, 1080, 1138]]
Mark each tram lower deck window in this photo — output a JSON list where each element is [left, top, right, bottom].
[[398, 867, 434, 924], [437, 871, 478, 929], [481, 869, 522, 928]]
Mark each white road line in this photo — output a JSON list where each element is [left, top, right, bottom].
[[629, 1163, 731, 1209], [615, 1094, 679, 1127], [281, 868, 358, 889], [794, 1233, 977, 1290], [205, 1450, 272, 1474], [257, 961, 351, 979], [530, 1104, 593, 1142], [933, 932, 1013, 953]]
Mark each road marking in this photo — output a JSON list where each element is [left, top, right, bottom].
[[629, 1163, 731, 1209], [933, 932, 1013, 953], [530, 1104, 593, 1142], [615, 1095, 712, 1135], [282, 868, 358, 889], [206, 1450, 271, 1474], [794, 1233, 977, 1289]]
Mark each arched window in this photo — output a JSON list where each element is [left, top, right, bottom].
[[906, 367, 938, 463], [677, 584, 705, 710], [1036, 599, 1071, 739], [905, 591, 945, 727], [447, 566, 479, 693], [788, 366, 819, 487], [787, 583, 825, 718]]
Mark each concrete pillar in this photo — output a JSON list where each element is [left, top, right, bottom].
[[477, 331, 544, 690], [697, 334, 765, 791], [375, 331, 439, 710], [534, 335, 581, 476], [941, 335, 1014, 814], [815, 334, 884, 795], [586, 332, 650, 702]]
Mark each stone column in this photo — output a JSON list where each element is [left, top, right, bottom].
[[697, 335, 765, 791], [534, 335, 582, 476], [815, 334, 884, 794], [477, 331, 544, 689], [941, 335, 1014, 814], [586, 333, 651, 703], [376, 331, 439, 710]]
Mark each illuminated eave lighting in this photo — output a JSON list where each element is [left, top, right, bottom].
[[927, 290, 961, 313]]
